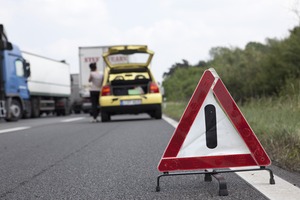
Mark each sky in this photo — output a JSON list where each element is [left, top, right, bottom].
[[1, 0, 299, 83]]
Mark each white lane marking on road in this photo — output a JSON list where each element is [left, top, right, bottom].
[[233, 168, 300, 200], [60, 117, 85, 123], [162, 115, 300, 200], [0, 127, 31, 134]]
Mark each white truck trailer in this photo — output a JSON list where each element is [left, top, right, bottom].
[[23, 51, 71, 117]]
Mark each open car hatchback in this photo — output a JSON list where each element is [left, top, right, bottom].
[[99, 45, 162, 122]]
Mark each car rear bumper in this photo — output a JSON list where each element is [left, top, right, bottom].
[[101, 104, 161, 115]]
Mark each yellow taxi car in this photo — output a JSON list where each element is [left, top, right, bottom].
[[99, 45, 162, 122]]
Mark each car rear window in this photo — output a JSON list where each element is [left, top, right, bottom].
[[108, 72, 151, 96], [108, 72, 150, 82]]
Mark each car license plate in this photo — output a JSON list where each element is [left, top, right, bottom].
[[120, 99, 142, 106]]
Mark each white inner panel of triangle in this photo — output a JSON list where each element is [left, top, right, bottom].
[[177, 89, 251, 158]]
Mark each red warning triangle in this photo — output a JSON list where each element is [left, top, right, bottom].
[[158, 68, 271, 172]]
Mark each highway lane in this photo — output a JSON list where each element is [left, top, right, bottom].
[[0, 114, 299, 199]]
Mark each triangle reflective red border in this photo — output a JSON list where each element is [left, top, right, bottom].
[[158, 68, 271, 172]]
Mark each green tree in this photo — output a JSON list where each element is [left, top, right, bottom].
[[162, 25, 300, 102]]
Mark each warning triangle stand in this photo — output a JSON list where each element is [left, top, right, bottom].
[[156, 68, 275, 196]]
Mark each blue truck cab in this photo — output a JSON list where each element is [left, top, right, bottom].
[[2, 44, 30, 99], [0, 25, 31, 121]]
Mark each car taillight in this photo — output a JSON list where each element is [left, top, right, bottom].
[[149, 82, 160, 93], [101, 85, 111, 96]]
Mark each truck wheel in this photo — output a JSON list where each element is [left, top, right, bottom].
[[101, 111, 110, 122], [74, 109, 81, 114], [23, 103, 32, 119], [6, 99, 22, 122], [31, 98, 40, 118], [55, 98, 71, 116], [63, 98, 71, 116]]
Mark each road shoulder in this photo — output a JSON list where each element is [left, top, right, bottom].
[[162, 114, 300, 199]]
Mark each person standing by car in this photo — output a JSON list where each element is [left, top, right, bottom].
[[88, 62, 103, 122]]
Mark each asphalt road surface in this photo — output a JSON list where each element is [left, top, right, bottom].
[[0, 114, 299, 199]]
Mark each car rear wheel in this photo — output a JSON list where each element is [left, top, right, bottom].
[[101, 111, 111, 122], [154, 105, 162, 119]]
